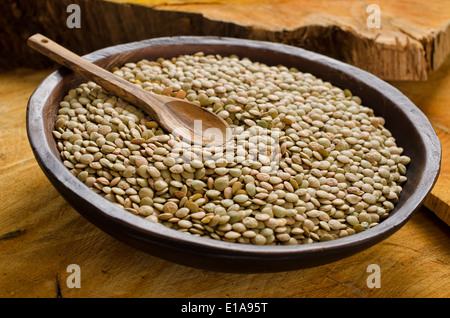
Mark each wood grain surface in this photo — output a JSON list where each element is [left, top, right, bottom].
[[391, 55, 450, 226], [2, 0, 450, 80], [0, 64, 449, 297]]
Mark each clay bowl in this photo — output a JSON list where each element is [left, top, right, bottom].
[[27, 36, 441, 273]]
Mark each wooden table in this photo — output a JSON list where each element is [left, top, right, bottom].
[[1, 60, 449, 298]]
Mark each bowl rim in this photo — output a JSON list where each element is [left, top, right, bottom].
[[27, 36, 441, 260]]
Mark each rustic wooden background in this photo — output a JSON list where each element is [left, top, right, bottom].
[[0, 0, 449, 298], [2, 0, 450, 80]]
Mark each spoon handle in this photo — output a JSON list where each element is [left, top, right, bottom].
[[27, 33, 161, 121]]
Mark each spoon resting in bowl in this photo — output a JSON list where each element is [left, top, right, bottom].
[[27, 33, 231, 147]]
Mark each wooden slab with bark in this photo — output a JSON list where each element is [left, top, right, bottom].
[[1, 0, 450, 80]]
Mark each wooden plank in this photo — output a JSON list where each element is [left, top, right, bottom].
[[1, 0, 450, 81], [390, 54, 450, 226]]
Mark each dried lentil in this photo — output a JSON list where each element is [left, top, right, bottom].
[[53, 52, 411, 246]]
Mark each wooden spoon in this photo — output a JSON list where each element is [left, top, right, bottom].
[[27, 33, 231, 147]]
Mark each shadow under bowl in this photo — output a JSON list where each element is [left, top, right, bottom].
[[27, 36, 441, 273]]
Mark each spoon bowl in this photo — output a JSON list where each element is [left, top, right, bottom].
[[157, 96, 231, 146]]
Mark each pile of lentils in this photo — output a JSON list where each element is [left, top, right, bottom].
[[52, 52, 411, 245]]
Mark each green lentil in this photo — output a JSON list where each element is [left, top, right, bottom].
[[53, 52, 410, 246]]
